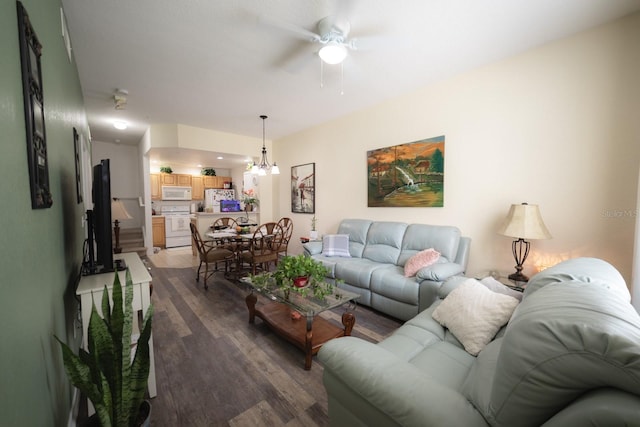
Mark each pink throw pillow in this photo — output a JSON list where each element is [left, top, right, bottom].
[[404, 248, 440, 277]]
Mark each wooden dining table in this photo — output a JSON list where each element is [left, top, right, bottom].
[[205, 229, 255, 274]]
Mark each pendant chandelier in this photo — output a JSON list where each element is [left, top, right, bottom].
[[251, 115, 279, 176]]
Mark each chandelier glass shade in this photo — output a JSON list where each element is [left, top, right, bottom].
[[252, 115, 279, 175]]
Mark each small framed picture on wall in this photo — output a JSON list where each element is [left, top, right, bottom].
[[291, 163, 315, 214]]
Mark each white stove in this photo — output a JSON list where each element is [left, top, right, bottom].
[[161, 205, 192, 248]]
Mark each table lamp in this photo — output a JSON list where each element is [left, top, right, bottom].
[[498, 202, 551, 282], [111, 198, 132, 254]]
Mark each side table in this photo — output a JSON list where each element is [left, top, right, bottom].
[[471, 271, 527, 292]]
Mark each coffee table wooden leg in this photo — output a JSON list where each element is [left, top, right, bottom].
[[246, 293, 257, 324], [342, 312, 356, 336], [304, 315, 313, 370]]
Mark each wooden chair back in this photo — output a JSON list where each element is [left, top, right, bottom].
[[276, 217, 293, 256], [212, 217, 238, 231], [241, 222, 284, 275], [190, 222, 207, 260]]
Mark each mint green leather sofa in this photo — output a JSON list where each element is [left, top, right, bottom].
[[303, 219, 471, 321], [318, 257, 640, 426]]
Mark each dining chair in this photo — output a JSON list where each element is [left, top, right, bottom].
[[211, 217, 242, 252], [189, 223, 234, 289], [276, 217, 293, 257], [239, 222, 284, 275], [211, 217, 238, 231]]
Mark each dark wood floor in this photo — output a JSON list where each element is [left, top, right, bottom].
[[145, 258, 402, 426]]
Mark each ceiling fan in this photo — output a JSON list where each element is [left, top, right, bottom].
[[258, 10, 377, 69]]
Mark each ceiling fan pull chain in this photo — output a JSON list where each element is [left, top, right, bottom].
[[340, 62, 344, 95], [320, 59, 324, 88]]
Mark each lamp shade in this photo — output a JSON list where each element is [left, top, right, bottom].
[[498, 203, 551, 240], [111, 198, 132, 221]]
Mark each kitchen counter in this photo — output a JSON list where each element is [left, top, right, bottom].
[[194, 211, 259, 216]]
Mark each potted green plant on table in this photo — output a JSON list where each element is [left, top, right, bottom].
[[272, 255, 332, 296], [56, 270, 153, 427]]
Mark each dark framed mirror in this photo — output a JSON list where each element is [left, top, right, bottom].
[[17, 1, 53, 209]]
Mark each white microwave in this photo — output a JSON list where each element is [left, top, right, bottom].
[[161, 186, 192, 201]]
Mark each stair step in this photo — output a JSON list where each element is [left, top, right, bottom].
[[119, 246, 147, 257], [120, 237, 144, 246], [115, 227, 144, 256]]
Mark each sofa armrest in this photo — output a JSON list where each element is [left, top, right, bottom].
[[319, 337, 487, 427], [541, 388, 640, 427], [416, 262, 465, 281], [302, 241, 323, 256]]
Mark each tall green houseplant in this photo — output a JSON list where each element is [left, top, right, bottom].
[[57, 270, 153, 427]]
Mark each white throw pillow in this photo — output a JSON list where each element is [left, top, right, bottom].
[[321, 234, 351, 257], [432, 279, 520, 355]]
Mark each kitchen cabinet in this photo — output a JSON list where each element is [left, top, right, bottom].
[[177, 174, 192, 186], [160, 173, 192, 187], [191, 176, 204, 200], [161, 173, 177, 186], [152, 216, 166, 248], [203, 176, 231, 189], [150, 174, 161, 200]]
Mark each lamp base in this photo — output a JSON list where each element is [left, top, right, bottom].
[[508, 271, 529, 283]]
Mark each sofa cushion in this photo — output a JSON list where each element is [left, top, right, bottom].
[[370, 266, 420, 304], [461, 338, 503, 415], [486, 280, 640, 427], [398, 224, 461, 266], [336, 219, 372, 258], [378, 303, 475, 389], [361, 221, 407, 264], [432, 279, 519, 356], [404, 248, 440, 277], [334, 258, 389, 290], [321, 234, 351, 257]]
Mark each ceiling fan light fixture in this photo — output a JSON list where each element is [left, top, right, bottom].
[[319, 42, 347, 64]]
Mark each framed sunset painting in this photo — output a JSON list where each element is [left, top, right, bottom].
[[367, 135, 445, 207]]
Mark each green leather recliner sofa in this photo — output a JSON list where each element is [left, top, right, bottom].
[[303, 219, 471, 321], [318, 257, 640, 426]]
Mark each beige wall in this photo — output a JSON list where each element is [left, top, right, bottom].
[[274, 13, 640, 284]]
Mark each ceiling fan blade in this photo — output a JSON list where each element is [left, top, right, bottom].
[[274, 42, 317, 73], [257, 14, 321, 42]]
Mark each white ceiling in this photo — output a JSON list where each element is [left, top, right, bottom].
[[61, 0, 640, 168]]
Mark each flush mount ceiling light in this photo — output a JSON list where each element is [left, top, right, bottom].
[[251, 115, 279, 176], [319, 41, 348, 65], [113, 120, 127, 130]]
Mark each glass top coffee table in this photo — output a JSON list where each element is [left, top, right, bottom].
[[241, 275, 359, 370]]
